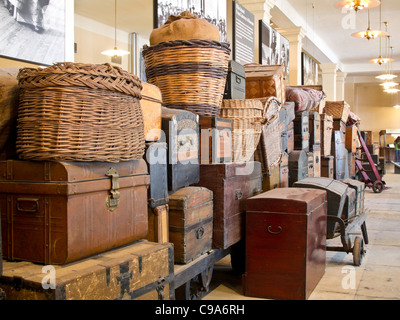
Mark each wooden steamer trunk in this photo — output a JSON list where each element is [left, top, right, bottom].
[[321, 156, 334, 179], [161, 107, 200, 193], [325, 101, 351, 124], [294, 111, 310, 152], [141, 82, 162, 142], [288, 150, 308, 187], [309, 112, 321, 146], [0, 160, 150, 265], [195, 162, 261, 249], [244, 64, 286, 103], [293, 177, 349, 238], [199, 116, 233, 164], [313, 144, 322, 178], [224, 60, 246, 100], [0, 241, 174, 300], [320, 114, 333, 157], [147, 205, 169, 244], [307, 151, 314, 178], [168, 187, 213, 264], [243, 188, 327, 300]]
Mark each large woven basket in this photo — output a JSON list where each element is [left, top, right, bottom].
[[220, 99, 263, 162], [142, 40, 231, 117], [16, 63, 145, 162], [325, 101, 351, 123]]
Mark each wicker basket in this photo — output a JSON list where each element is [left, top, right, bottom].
[[220, 99, 263, 162], [16, 62, 145, 162], [142, 40, 231, 117], [325, 101, 351, 123]]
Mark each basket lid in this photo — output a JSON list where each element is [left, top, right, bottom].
[[17, 62, 142, 99]]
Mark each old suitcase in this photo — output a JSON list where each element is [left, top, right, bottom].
[[141, 82, 162, 142], [279, 152, 289, 188], [244, 64, 286, 103], [321, 156, 334, 179], [325, 101, 351, 124], [243, 188, 327, 300], [262, 163, 281, 192], [307, 151, 314, 178], [288, 150, 308, 187], [0, 160, 150, 265], [199, 116, 233, 164], [313, 144, 322, 178], [145, 142, 169, 209], [147, 205, 169, 244], [332, 131, 348, 180], [293, 111, 310, 152], [346, 125, 358, 153], [195, 162, 260, 249], [224, 60, 246, 100], [293, 177, 349, 238], [309, 112, 321, 146], [0, 240, 174, 300], [320, 114, 333, 157], [340, 178, 365, 218], [161, 107, 200, 193], [168, 187, 213, 264], [287, 122, 295, 154]]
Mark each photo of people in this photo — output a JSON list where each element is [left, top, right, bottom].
[[0, 0, 65, 65], [259, 20, 290, 78], [302, 52, 319, 86], [155, 0, 227, 42]]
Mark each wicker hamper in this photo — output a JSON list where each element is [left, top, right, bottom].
[[220, 99, 263, 162], [325, 101, 351, 123], [142, 40, 231, 117], [16, 63, 145, 162]]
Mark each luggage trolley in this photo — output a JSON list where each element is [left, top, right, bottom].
[[294, 177, 369, 266], [355, 129, 387, 193]]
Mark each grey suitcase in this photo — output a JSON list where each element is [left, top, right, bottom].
[[294, 111, 310, 152], [293, 177, 349, 238], [288, 150, 308, 187], [332, 131, 348, 180], [341, 179, 366, 218]]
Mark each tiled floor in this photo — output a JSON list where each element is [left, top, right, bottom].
[[203, 164, 400, 300]]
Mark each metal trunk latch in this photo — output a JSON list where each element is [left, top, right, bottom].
[[106, 167, 120, 212]]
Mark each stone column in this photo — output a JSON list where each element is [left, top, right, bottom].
[[336, 71, 347, 101], [320, 63, 339, 101], [277, 27, 307, 86], [239, 0, 277, 63]]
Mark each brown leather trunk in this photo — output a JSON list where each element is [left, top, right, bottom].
[[0, 160, 150, 265], [147, 204, 169, 244], [346, 125, 358, 153], [309, 112, 321, 146], [321, 156, 334, 179], [0, 240, 174, 300], [199, 116, 233, 164], [168, 187, 213, 264], [195, 162, 260, 249], [243, 188, 327, 300], [141, 82, 162, 142]]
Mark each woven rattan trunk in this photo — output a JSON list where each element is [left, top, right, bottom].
[[325, 101, 351, 123], [0, 160, 150, 265], [244, 64, 286, 104]]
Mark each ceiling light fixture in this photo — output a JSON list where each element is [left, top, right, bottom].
[[351, 9, 386, 40], [335, 0, 381, 12], [101, 0, 130, 58], [376, 74, 397, 80], [380, 81, 399, 89], [384, 88, 400, 94], [394, 105, 400, 109]]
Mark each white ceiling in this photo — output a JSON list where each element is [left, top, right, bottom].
[[75, 0, 400, 78]]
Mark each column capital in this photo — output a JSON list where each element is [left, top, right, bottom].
[[276, 26, 307, 43], [238, 0, 277, 22], [336, 71, 348, 81], [320, 63, 339, 74]]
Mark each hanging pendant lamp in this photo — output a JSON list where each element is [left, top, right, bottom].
[[101, 0, 130, 57], [351, 9, 386, 40], [335, 0, 381, 12]]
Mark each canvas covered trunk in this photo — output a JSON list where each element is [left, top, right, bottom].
[[0, 240, 174, 300], [0, 160, 150, 265], [168, 187, 213, 264]]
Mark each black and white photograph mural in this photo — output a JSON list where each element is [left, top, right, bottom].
[[154, 0, 227, 42], [259, 20, 290, 78], [0, 0, 65, 65], [302, 52, 319, 86]]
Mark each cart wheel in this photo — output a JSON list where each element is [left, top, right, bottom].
[[353, 237, 365, 267], [372, 181, 384, 194]]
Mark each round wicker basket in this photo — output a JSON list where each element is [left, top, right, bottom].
[[16, 62, 145, 162], [142, 39, 231, 117]]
